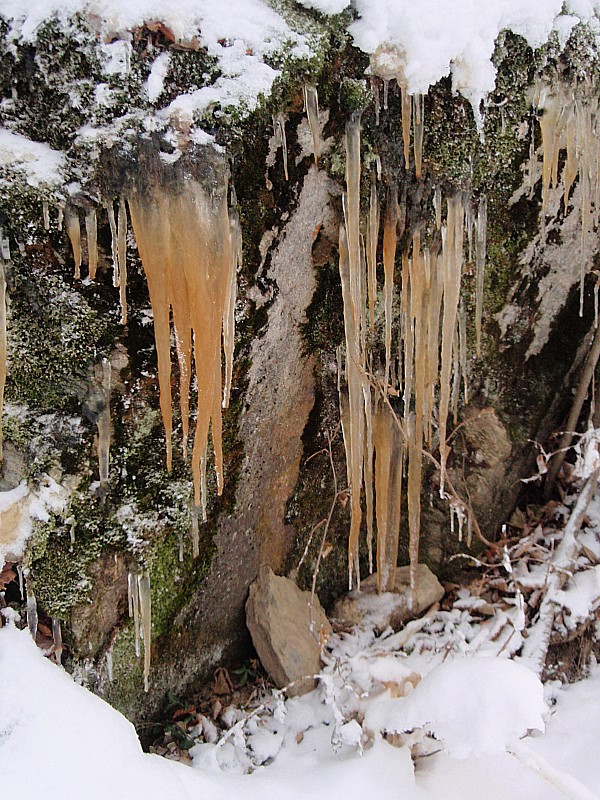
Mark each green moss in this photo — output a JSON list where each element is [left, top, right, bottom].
[[6, 254, 113, 412]]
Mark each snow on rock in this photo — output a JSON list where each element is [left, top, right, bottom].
[[364, 656, 546, 759], [296, 0, 591, 119], [0, 475, 69, 570], [0, 129, 65, 188], [0, 0, 312, 118]]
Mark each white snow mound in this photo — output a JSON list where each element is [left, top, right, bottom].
[[364, 656, 546, 759]]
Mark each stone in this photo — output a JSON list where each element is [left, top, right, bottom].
[[331, 564, 444, 632], [246, 566, 332, 696]]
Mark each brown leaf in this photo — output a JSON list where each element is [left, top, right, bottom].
[[211, 667, 233, 696], [172, 706, 196, 722]]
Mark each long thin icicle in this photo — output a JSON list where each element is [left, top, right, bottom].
[[366, 171, 379, 331], [341, 114, 365, 589], [138, 571, 152, 693], [374, 399, 403, 592], [106, 201, 119, 288], [85, 208, 98, 280], [118, 197, 128, 325], [303, 84, 321, 166], [65, 209, 81, 280], [475, 195, 487, 356], [383, 189, 398, 393], [97, 358, 111, 490], [439, 195, 464, 495]]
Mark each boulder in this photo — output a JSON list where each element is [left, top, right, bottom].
[[332, 564, 444, 631], [246, 566, 332, 696]]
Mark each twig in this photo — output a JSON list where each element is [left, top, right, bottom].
[[521, 465, 600, 675]]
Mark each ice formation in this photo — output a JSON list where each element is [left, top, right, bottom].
[[85, 208, 98, 280], [303, 84, 321, 166], [96, 359, 111, 490], [337, 109, 472, 594], [128, 570, 152, 692], [128, 169, 236, 513], [534, 81, 600, 315], [65, 208, 82, 280]]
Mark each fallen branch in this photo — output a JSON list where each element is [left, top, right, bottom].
[[520, 466, 600, 676]]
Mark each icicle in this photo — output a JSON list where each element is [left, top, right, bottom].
[[42, 200, 50, 230], [402, 250, 414, 428], [57, 203, 64, 230], [434, 186, 442, 230], [438, 196, 464, 495], [191, 503, 200, 558], [400, 86, 411, 169], [383, 189, 398, 392], [65, 208, 82, 280], [138, 571, 152, 693], [413, 93, 424, 179], [451, 325, 461, 424], [17, 564, 24, 599], [340, 114, 366, 589], [528, 122, 537, 199], [0, 258, 5, 463], [52, 618, 63, 665], [475, 195, 487, 356], [128, 571, 140, 658], [273, 113, 289, 181], [223, 204, 241, 410], [303, 84, 321, 166], [363, 383, 375, 574], [366, 171, 379, 331], [406, 413, 422, 607], [26, 587, 38, 640], [372, 77, 380, 126], [106, 201, 119, 288], [373, 399, 403, 591], [425, 248, 444, 448], [128, 171, 234, 506], [339, 225, 365, 591], [118, 197, 128, 325], [383, 78, 389, 111], [106, 649, 113, 682], [85, 208, 98, 280], [97, 358, 111, 490], [459, 299, 468, 404]]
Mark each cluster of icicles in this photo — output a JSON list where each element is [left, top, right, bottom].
[[58, 176, 240, 522], [337, 114, 487, 598], [532, 80, 600, 318], [335, 70, 600, 598], [50, 172, 239, 689]]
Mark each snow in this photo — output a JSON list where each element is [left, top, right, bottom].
[[0, 129, 65, 188], [0, 0, 312, 120], [364, 657, 545, 759], [0, 475, 69, 570], [2, 614, 600, 800], [296, 0, 595, 120]]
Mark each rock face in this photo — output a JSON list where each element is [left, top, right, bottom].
[[332, 565, 444, 632], [246, 567, 332, 696]]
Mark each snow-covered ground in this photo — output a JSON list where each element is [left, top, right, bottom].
[[1, 599, 599, 800]]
